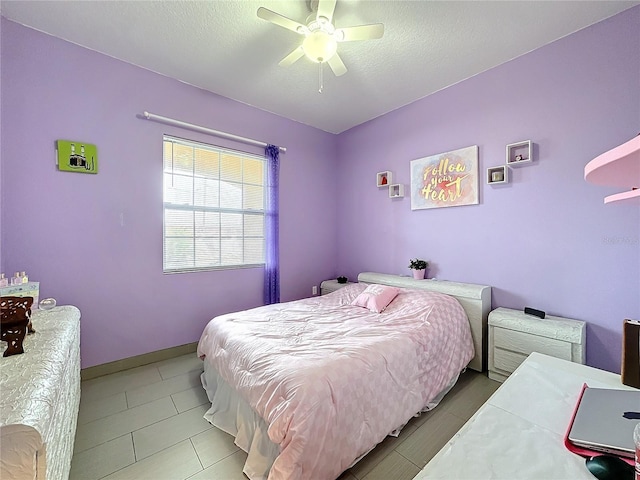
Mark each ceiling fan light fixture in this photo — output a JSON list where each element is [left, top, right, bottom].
[[302, 31, 337, 63], [258, 0, 384, 81]]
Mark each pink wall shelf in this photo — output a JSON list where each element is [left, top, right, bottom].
[[584, 135, 639, 188], [604, 189, 640, 205], [584, 135, 639, 205]]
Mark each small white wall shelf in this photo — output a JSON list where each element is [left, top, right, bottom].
[[376, 171, 392, 187], [487, 165, 509, 184], [506, 140, 532, 166], [389, 184, 404, 198]]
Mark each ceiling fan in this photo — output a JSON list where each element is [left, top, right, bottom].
[[257, 0, 384, 90]]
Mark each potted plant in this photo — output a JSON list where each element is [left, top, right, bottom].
[[408, 258, 428, 280]]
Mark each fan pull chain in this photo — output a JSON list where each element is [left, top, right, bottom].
[[319, 62, 324, 93]]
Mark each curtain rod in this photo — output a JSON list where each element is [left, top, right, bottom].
[[140, 111, 286, 153]]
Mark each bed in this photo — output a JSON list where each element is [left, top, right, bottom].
[[197, 272, 491, 480]]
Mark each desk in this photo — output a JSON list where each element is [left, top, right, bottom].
[[414, 352, 636, 479]]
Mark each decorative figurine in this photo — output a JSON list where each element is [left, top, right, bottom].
[[1, 296, 34, 357]]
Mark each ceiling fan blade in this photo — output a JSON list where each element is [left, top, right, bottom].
[[279, 46, 305, 67], [328, 53, 347, 77], [336, 23, 384, 42], [316, 0, 337, 23], [257, 7, 308, 35]]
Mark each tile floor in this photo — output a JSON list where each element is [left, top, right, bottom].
[[71, 354, 500, 480]]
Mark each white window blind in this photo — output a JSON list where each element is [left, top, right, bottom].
[[163, 135, 265, 273]]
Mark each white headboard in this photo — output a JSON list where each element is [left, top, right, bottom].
[[357, 272, 491, 372]]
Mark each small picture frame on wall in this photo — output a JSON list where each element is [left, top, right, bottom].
[[57, 140, 98, 174]]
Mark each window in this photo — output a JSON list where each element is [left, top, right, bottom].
[[163, 136, 265, 273]]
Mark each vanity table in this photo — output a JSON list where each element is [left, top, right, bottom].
[[414, 352, 636, 479]]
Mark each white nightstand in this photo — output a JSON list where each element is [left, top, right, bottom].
[[488, 307, 586, 382], [320, 279, 354, 295]]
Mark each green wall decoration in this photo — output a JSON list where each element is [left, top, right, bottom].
[[57, 140, 98, 174]]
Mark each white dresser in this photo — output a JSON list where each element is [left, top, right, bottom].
[[488, 307, 586, 382], [0, 306, 81, 480]]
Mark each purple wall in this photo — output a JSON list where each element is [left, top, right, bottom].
[[336, 7, 640, 373], [0, 18, 338, 368], [1, 8, 639, 373]]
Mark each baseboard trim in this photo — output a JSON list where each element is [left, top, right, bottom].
[[81, 342, 198, 381]]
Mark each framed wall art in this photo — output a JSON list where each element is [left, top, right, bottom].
[[410, 145, 479, 210], [57, 140, 98, 174]]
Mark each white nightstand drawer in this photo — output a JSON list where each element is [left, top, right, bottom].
[[493, 327, 572, 360], [493, 347, 527, 374]]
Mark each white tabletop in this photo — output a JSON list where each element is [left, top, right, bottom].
[[414, 352, 636, 480]]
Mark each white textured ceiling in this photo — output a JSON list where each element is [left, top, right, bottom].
[[1, 0, 638, 134]]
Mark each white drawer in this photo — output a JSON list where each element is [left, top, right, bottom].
[[493, 347, 527, 374], [493, 327, 572, 360]]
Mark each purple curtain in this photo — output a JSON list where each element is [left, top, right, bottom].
[[264, 144, 280, 304]]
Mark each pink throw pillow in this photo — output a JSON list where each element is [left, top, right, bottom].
[[351, 284, 399, 313]]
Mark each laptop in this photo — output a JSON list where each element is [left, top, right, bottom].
[[568, 387, 640, 458]]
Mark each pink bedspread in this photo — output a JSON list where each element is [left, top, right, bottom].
[[197, 283, 474, 480]]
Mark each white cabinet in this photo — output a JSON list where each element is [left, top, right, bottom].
[[320, 279, 353, 295], [488, 307, 586, 382]]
